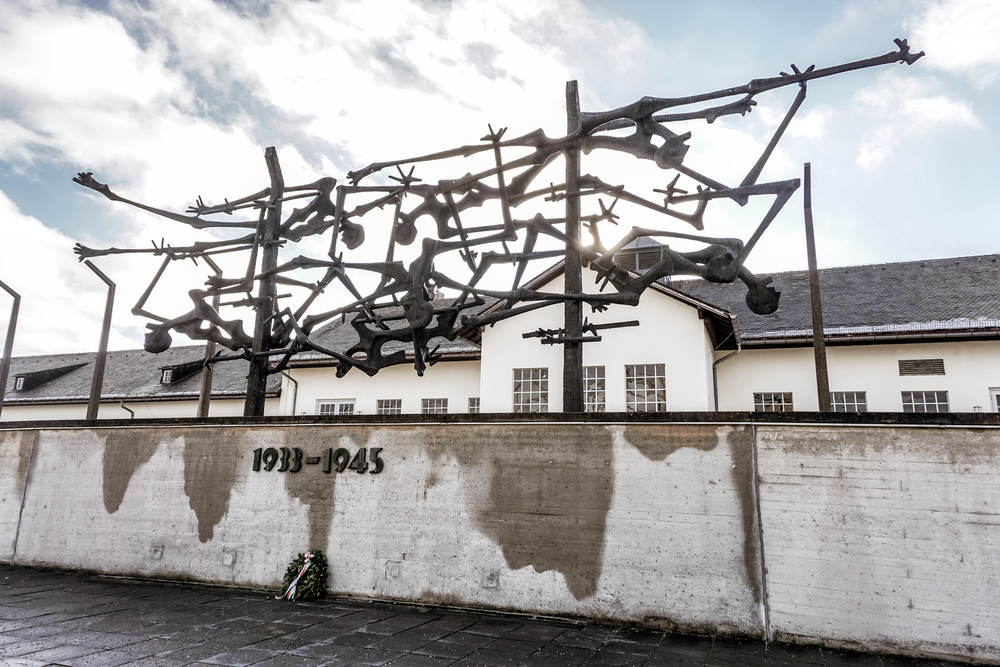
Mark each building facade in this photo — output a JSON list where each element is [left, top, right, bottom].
[[4, 252, 1000, 420]]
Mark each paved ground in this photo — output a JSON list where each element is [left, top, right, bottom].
[[0, 564, 965, 667]]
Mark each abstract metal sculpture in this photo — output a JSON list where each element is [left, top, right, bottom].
[[73, 39, 922, 415]]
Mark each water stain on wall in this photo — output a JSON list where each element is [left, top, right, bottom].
[[728, 428, 762, 606], [102, 429, 161, 514], [284, 428, 372, 551], [621, 424, 763, 606], [620, 424, 721, 460], [474, 427, 614, 601], [182, 429, 242, 543]]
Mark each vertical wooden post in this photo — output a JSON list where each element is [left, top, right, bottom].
[[85, 261, 115, 421], [245, 147, 284, 417], [804, 163, 831, 412], [563, 81, 584, 413], [0, 280, 20, 421]]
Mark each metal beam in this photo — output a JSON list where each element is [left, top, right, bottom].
[[804, 163, 831, 412], [0, 280, 21, 421], [245, 147, 284, 416], [85, 261, 115, 421], [562, 81, 584, 413]]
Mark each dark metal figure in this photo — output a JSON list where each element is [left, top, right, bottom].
[[72, 39, 922, 414]]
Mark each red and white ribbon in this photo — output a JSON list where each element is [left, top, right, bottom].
[[277, 552, 313, 601]]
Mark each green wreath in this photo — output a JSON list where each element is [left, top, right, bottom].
[[280, 550, 329, 601]]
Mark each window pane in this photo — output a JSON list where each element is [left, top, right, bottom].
[[625, 364, 665, 412], [513, 368, 548, 413]]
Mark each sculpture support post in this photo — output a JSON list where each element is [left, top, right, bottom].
[[804, 163, 831, 412], [0, 280, 20, 421], [198, 256, 222, 419], [85, 261, 115, 421], [563, 81, 584, 413], [244, 147, 284, 417]]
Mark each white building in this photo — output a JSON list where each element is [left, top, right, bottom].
[[3, 250, 999, 420]]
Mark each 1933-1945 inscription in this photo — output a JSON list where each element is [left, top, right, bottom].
[[252, 447, 383, 474]]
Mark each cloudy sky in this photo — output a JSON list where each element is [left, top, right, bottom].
[[0, 0, 997, 356]]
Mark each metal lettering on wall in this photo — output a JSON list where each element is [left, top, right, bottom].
[[252, 447, 384, 474]]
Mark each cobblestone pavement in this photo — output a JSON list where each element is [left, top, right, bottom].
[[0, 564, 965, 667]]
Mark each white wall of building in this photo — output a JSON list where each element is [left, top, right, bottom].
[[481, 269, 715, 412], [715, 340, 1000, 412], [285, 360, 481, 416], [0, 398, 280, 422]]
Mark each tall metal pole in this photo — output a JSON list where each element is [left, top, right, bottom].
[[197, 256, 223, 419], [562, 81, 584, 413], [244, 147, 284, 416], [85, 261, 115, 421], [0, 280, 21, 421], [803, 163, 831, 412]]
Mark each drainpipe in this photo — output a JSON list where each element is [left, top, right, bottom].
[[712, 342, 742, 411], [281, 371, 298, 416]]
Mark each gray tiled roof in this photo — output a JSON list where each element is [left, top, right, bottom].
[[669, 254, 1000, 341], [2, 345, 280, 405]]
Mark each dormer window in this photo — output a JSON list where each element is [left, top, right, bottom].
[[14, 377, 24, 391], [157, 359, 204, 386]]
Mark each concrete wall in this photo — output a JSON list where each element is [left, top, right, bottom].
[[481, 270, 715, 412], [0, 417, 997, 663], [755, 423, 1000, 661], [285, 361, 481, 416], [716, 340, 1000, 412]]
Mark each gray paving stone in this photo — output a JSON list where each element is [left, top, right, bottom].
[[15, 642, 102, 662], [0, 564, 946, 667], [199, 647, 280, 665]]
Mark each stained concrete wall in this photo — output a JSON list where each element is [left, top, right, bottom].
[[755, 424, 1000, 662], [0, 417, 997, 662]]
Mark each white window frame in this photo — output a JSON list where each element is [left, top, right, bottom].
[[317, 399, 355, 416], [513, 368, 548, 413], [421, 398, 448, 414], [584, 366, 605, 413], [14, 377, 24, 391], [625, 364, 666, 412], [376, 399, 402, 415], [902, 391, 949, 413], [468, 397, 480, 414], [161, 368, 173, 384], [831, 391, 867, 413], [754, 392, 793, 412], [991, 388, 1000, 413]]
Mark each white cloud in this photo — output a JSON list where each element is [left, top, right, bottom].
[[854, 72, 979, 168], [907, 0, 1000, 84], [0, 191, 138, 355]]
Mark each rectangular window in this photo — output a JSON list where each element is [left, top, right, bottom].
[[468, 397, 480, 414], [161, 368, 173, 384], [421, 398, 448, 414], [584, 366, 605, 412], [317, 399, 355, 416], [14, 377, 24, 391], [899, 359, 945, 376], [991, 388, 1000, 413], [376, 399, 402, 415], [754, 392, 793, 412], [625, 364, 666, 412], [831, 391, 867, 412], [902, 391, 949, 413], [513, 368, 548, 413]]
